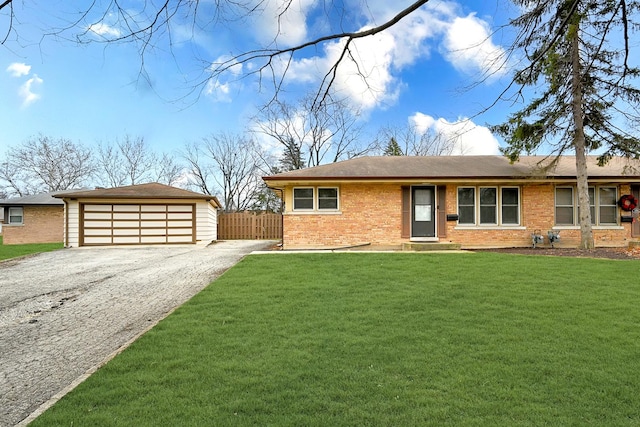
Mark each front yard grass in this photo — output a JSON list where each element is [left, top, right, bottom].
[[32, 252, 640, 426], [0, 235, 63, 260]]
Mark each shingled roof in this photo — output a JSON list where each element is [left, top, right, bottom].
[[263, 155, 640, 182], [0, 189, 87, 206], [54, 182, 221, 207]]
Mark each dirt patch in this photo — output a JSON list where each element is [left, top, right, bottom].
[[474, 246, 640, 260]]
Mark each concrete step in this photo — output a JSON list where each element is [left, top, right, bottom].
[[402, 242, 462, 251]]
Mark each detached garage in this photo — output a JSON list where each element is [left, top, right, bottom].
[[54, 183, 221, 247]]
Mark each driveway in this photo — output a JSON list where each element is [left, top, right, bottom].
[[0, 240, 274, 426]]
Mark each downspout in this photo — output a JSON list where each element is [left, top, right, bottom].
[[268, 186, 285, 249], [277, 188, 284, 249]]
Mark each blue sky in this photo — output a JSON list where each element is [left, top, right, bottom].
[[0, 0, 519, 161]]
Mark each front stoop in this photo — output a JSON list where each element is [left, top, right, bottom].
[[629, 241, 640, 249], [403, 242, 462, 251]]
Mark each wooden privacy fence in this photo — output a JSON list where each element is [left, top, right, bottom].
[[217, 211, 282, 240]]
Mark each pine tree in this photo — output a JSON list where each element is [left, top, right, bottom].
[[493, 0, 640, 249], [279, 137, 305, 171], [383, 137, 404, 156]]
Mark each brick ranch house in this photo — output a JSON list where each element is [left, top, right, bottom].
[[0, 191, 68, 245], [262, 155, 640, 250]]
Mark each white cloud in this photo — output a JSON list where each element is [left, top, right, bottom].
[[205, 79, 233, 103], [18, 75, 44, 108], [205, 56, 245, 102], [277, 1, 505, 111], [210, 55, 244, 77], [6, 62, 31, 77], [6, 63, 43, 107], [88, 23, 122, 38], [282, 15, 433, 111], [323, 29, 399, 110], [410, 112, 501, 155], [254, 0, 318, 47], [442, 13, 507, 77]]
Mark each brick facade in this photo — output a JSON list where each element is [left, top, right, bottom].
[[284, 183, 403, 249], [2, 206, 64, 245], [281, 183, 634, 249]]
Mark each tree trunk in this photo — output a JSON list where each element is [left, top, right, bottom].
[[570, 18, 594, 249]]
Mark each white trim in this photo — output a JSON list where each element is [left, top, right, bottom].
[[8, 206, 24, 225], [285, 211, 342, 215], [318, 187, 340, 211], [479, 186, 498, 225], [554, 185, 619, 226], [291, 186, 340, 213], [500, 187, 521, 226], [455, 226, 527, 231], [552, 225, 624, 230], [457, 186, 521, 226], [292, 187, 315, 211]]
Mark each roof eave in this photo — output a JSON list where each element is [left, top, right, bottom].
[[0, 202, 63, 206], [56, 194, 214, 200], [263, 175, 640, 185]]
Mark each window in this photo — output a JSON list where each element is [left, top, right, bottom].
[[293, 188, 314, 210], [318, 188, 338, 210], [555, 187, 574, 225], [501, 188, 520, 224], [598, 187, 618, 224], [588, 187, 595, 223], [479, 187, 497, 224], [292, 187, 339, 212], [555, 186, 618, 225], [8, 207, 23, 224], [457, 187, 520, 226], [458, 188, 475, 224]]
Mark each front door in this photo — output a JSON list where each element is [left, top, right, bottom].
[[411, 186, 436, 239]]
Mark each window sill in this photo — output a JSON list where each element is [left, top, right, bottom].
[[553, 225, 624, 230], [455, 225, 526, 230], [285, 211, 342, 215]]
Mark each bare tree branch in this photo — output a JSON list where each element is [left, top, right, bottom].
[[1, 135, 95, 195]]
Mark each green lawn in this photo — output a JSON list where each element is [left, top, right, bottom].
[[32, 252, 640, 426], [0, 235, 63, 260]]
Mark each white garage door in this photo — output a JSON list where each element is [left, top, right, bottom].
[[81, 203, 195, 246]]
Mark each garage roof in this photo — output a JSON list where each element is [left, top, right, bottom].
[[54, 182, 222, 207]]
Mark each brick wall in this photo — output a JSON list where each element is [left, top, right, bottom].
[[2, 206, 64, 245], [282, 183, 634, 249], [283, 183, 403, 249]]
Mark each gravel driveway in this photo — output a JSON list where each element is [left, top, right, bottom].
[[0, 240, 273, 427]]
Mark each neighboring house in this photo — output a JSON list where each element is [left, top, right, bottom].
[[262, 155, 640, 250], [0, 191, 69, 245], [54, 183, 221, 247]]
